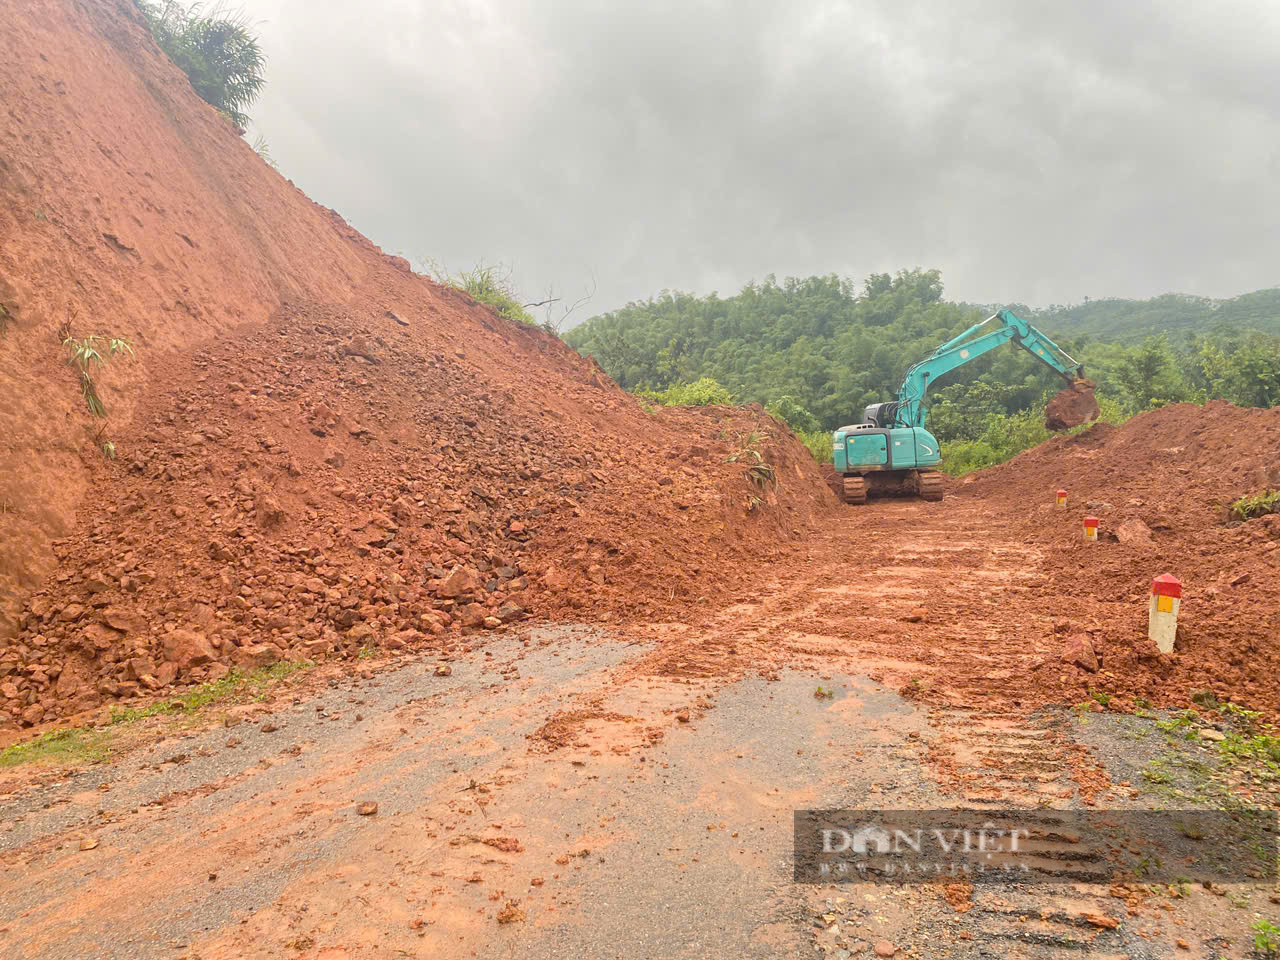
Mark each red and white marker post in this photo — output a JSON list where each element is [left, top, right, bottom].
[[1083, 515, 1099, 541], [1056, 489, 1068, 508], [1149, 574, 1182, 654]]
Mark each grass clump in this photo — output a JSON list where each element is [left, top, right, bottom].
[[432, 261, 535, 326], [1229, 489, 1280, 521], [1, 661, 312, 770], [135, 0, 266, 130], [110, 660, 311, 724], [0, 727, 114, 768]]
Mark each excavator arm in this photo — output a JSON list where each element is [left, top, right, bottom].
[[886, 308, 1085, 428]]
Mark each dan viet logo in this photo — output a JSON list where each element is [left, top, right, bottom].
[[793, 809, 1280, 885], [816, 820, 1030, 878]]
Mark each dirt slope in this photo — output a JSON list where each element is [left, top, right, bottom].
[[954, 401, 1280, 713], [0, 0, 838, 727], [0, 0, 371, 636]]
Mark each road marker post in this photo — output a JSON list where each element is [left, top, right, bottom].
[[1083, 515, 1099, 541], [1149, 574, 1182, 654], [1056, 489, 1067, 508]]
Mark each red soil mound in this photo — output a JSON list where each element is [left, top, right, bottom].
[[955, 401, 1280, 714], [0, 1, 837, 726]]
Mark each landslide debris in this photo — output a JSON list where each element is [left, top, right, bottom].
[[958, 400, 1280, 714], [1, 293, 836, 726], [0, 0, 838, 727]]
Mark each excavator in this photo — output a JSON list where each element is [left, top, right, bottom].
[[832, 308, 1098, 504]]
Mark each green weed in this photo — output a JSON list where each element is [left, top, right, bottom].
[[1255, 919, 1280, 957], [64, 335, 133, 418], [2, 661, 314, 770], [1156, 709, 1201, 740], [1220, 701, 1263, 732], [1230, 489, 1280, 521], [1218, 732, 1280, 767]]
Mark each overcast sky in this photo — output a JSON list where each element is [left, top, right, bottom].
[[245, 0, 1280, 321]]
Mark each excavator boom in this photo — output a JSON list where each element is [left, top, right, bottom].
[[890, 309, 1085, 429]]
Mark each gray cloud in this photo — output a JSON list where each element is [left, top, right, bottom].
[[246, 0, 1280, 319]]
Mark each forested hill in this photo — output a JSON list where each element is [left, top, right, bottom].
[[1004, 288, 1280, 343], [564, 270, 1280, 435]]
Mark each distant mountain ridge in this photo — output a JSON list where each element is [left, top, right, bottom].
[[997, 288, 1280, 343]]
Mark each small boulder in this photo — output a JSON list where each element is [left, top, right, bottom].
[[257, 496, 287, 529], [497, 602, 525, 623], [161, 629, 216, 670], [1116, 518, 1155, 546], [1061, 634, 1098, 673], [438, 566, 482, 599], [234, 643, 280, 669]]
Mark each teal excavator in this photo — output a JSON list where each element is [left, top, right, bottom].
[[832, 308, 1098, 504]]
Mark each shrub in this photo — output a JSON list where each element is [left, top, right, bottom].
[[765, 395, 820, 432], [63, 334, 135, 458], [796, 429, 834, 464], [938, 392, 1130, 476], [638, 377, 734, 407], [136, 1, 266, 130]]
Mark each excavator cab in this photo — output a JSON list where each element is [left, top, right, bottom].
[[862, 402, 899, 428]]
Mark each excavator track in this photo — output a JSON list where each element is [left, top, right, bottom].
[[917, 470, 944, 502], [841, 476, 867, 505]]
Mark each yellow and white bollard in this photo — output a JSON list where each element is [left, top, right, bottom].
[[1056, 489, 1068, 508], [1149, 574, 1182, 654], [1083, 515, 1099, 541]]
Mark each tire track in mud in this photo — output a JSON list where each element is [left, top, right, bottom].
[[626, 500, 1133, 956]]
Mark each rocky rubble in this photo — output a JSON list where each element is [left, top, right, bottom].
[[1, 299, 835, 726]]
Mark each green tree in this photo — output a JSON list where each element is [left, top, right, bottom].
[[566, 270, 1279, 472], [1198, 334, 1280, 408], [1113, 335, 1194, 411], [137, 1, 266, 129]]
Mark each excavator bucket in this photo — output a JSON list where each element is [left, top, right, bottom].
[[1045, 379, 1100, 431]]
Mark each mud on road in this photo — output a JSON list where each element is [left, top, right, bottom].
[[2, 496, 1275, 959]]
